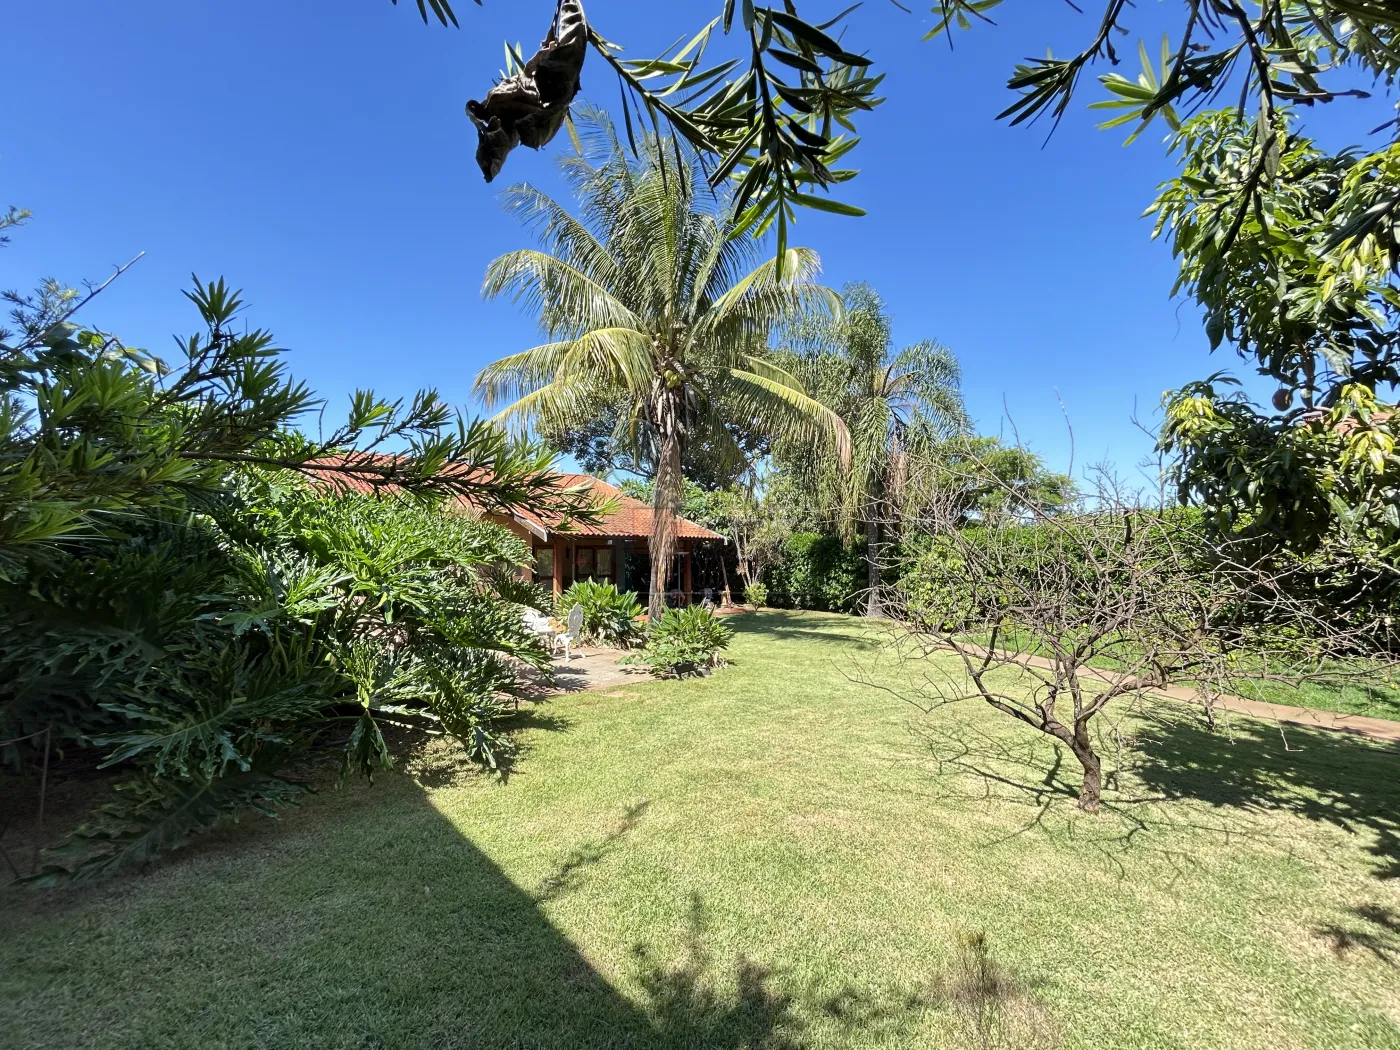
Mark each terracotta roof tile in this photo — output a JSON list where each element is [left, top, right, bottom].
[[304, 459, 722, 542], [509, 473, 723, 541]]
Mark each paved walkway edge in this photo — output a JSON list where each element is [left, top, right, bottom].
[[940, 640, 1400, 746]]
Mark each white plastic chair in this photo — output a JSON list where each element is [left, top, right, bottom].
[[521, 607, 555, 643], [553, 603, 583, 661]]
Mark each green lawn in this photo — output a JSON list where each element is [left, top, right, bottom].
[[1226, 670, 1400, 721], [3, 611, 1399, 1050], [966, 627, 1400, 722]]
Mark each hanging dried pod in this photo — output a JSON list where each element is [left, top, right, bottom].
[[466, 0, 587, 182]]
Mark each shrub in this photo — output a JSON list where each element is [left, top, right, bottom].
[[744, 581, 769, 608], [0, 274, 589, 881], [625, 606, 734, 677], [898, 509, 1215, 635], [763, 532, 863, 612], [556, 580, 644, 648]]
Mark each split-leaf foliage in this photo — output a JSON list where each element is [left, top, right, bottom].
[[1, 263, 587, 880]]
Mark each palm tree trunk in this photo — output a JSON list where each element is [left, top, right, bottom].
[[648, 421, 682, 621], [865, 478, 884, 618]]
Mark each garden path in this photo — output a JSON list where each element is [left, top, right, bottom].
[[534, 648, 653, 695], [953, 642, 1400, 745]]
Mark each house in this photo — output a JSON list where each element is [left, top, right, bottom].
[[307, 458, 728, 604], [487, 474, 728, 602]]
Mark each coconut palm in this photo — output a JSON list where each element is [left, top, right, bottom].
[[474, 114, 849, 619], [782, 283, 968, 616]]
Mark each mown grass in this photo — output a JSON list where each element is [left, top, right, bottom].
[[966, 626, 1400, 721], [2, 610, 1398, 1050]]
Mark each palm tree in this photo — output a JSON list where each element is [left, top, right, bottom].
[[474, 115, 849, 619], [782, 283, 968, 616]]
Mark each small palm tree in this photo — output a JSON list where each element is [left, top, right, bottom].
[[475, 115, 849, 619], [783, 283, 968, 616]]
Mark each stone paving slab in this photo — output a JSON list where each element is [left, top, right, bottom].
[[533, 647, 654, 695]]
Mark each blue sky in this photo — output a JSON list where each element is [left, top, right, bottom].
[[4, 1, 1391, 485]]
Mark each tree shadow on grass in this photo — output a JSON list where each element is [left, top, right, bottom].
[[1, 776, 822, 1050], [534, 799, 651, 903], [1130, 715, 1400, 880], [895, 707, 1400, 885], [731, 610, 880, 652], [1315, 903, 1400, 964], [633, 894, 804, 1050]]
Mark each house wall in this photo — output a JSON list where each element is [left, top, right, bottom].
[[486, 514, 539, 585], [531, 536, 715, 603]]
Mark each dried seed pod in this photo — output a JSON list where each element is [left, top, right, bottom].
[[466, 0, 587, 182]]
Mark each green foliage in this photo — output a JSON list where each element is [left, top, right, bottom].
[[763, 532, 863, 613], [0, 273, 599, 580], [556, 580, 645, 648], [6, 475, 549, 879], [410, 0, 884, 250], [0, 268, 579, 879], [1161, 377, 1400, 631], [412, 1, 1400, 287], [743, 581, 768, 608], [935, 2, 1400, 160], [1151, 110, 1400, 400], [898, 509, 1212, 631], [918, 436, 1077, 527], [624, 605, 733, 678], [473, 112, 847, 617], [588, 5, 882, 258], [1162, 377, 1400, 553], [542, 397, 771, 491], [33, 755, 310, 884], [775, 282, 968, 544]]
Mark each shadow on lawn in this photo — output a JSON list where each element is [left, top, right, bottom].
[[1131, 715, 1400, 880], [5, 774, 815, 1050], [1315, 903, 1400, 964], [318, 784, 814, 1050], [900, 706, 1400, 883], [731, 610, 880, 651]]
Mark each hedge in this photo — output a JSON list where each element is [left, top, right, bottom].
[[763, 532, 865, 613]]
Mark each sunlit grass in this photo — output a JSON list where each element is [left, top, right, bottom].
[[2, 611, 1398, 1049], [965, 626, 1400, 721]]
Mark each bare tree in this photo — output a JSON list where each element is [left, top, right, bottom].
[[880, 459, 1395, 813]]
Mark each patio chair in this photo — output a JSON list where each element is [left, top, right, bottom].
[[554, 603, 583, 662], [521, 607, 555, 644]]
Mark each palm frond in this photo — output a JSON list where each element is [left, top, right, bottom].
[[482, 250, 639, 336], [497, 183, 620, 288], [696, 249, 839, 351], [728, 358, 852, 466], [472, 340, 579, 410]]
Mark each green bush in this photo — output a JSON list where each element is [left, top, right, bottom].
[[0, 274, 581, 881], [555, 580, 644, 648], [744, 581, 769, 608], [763, 532, 863, 612], [625, 606, 734, 677], [897, 510, 1216, 635]]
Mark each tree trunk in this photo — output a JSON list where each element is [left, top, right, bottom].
[[648, 423, 682, 621], [864, 479, 884, 618], [1070, 724, 1102, 813]]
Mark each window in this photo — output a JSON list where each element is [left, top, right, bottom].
[[533, 547, 554, 580], [575, 546, 595, 579], [596, 547, 612, 579]]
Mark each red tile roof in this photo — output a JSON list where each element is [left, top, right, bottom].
[[509, 473, 723, 542], [303, 459, 722, 543]]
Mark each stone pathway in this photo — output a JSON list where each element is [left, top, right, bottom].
[[530, 647, 654, 696]]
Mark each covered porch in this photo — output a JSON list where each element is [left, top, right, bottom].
[[530, 535, 727, 607]]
